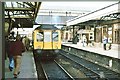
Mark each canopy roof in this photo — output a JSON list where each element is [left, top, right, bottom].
[[5, 2, 41, 34]]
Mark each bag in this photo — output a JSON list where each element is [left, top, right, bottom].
[[9, 56, 14, 69]]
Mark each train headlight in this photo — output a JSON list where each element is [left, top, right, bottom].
[[36, 46, 41, 54], [55, 50, 59, 53], [36, 49, 41, 54]]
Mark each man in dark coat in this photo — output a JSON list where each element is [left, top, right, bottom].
[[7, 32, 16, 71], [9, 35, 25, 78]]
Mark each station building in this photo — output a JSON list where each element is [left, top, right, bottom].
[[62, 2, 120, 50]]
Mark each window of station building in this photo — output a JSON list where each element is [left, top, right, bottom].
[[44, 32, 51, 42], [52, 31, 58, 42], [103, 27, 107, 36], [90, 33, 93, 35], [115, 30, 120, 43], [90, 36, 93, 39], [36, 32, 43, 42]]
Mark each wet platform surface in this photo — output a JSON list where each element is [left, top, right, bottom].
[[5, 51, 37, 79]]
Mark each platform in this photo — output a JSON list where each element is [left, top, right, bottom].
[[62, 42, 120, 59], [5, 51, 38, 79]]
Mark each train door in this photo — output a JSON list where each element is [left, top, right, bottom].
[[44, 31, 52, 49]]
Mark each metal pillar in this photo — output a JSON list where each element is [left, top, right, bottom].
[[7, 11, 11, 34], [94, 24, 96, 42], [115, 1, 120, 69], [0, 2, 5, 79], [73, 25, 75, 38], [72, 25, 77, 44]]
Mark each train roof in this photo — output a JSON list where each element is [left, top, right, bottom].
[[34, 24, 59, 30]]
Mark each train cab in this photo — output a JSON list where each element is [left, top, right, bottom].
[[33, 24, 61, 56]]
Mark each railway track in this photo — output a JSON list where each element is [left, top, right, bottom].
[[34, 50, 120, 80], [58, 50, 120, 80], [34, 53, 74, 80], [33, 54, 47, 80], [41, 60, 74, 80]]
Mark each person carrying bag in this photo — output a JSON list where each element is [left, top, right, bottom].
[[9, 35, 25, 78], [8, 32, 16, 71]]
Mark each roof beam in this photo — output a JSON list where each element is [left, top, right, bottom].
[[34, 2, 41, 19], [5, 7, 34, 11], [16, 2, 29, 8], [5, 16, 31, 18], [24, 2, 34, 8], [101, 19, 120, 25]]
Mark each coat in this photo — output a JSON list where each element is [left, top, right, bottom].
[[9, 40, 25, 56]]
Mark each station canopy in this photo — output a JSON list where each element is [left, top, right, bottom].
[[5, 2, 41, 30], [66, 1, 120, 26], [4, 1, 119, 32], [35, 2, 119, 27]]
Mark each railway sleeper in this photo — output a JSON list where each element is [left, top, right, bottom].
[[84, 72, 96, 76]]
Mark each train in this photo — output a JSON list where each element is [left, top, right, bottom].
[[32, 24, 61, 56]]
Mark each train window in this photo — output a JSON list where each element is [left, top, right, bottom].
[[36, 32, 43, 42], [44, 32, 51, 42], [52, 32, 58, 41]]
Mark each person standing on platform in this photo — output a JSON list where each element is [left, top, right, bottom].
[[22, 36, 26, 50], [25, 36, 30, 51], [108, 38, 112, 50], [9, 35, 25, 78], [82, 35, 87, 47], [22, 36, 30, 51], [103, 36, 108, 50]]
